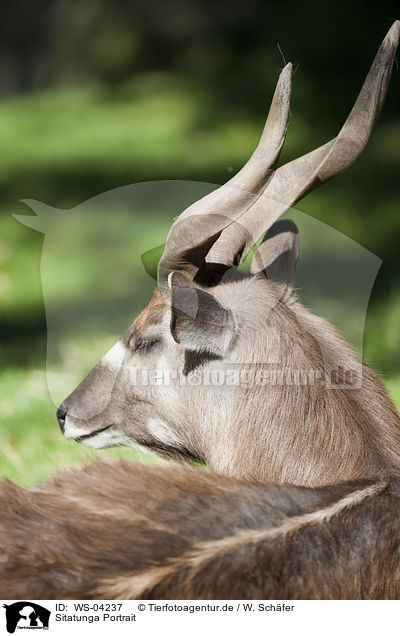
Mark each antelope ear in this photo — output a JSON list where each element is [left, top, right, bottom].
[[251, 219, 299, 285], [168, 272, 235, 357]]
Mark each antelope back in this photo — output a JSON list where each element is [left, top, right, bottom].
[[0, 462, 399, 599]]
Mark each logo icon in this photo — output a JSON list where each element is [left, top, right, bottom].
[[2, 602, 50, 633]]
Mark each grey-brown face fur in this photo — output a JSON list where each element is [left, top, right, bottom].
[[61, 273, 286, 464]]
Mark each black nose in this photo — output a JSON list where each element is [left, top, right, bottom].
[[57, 403, 67, 433]]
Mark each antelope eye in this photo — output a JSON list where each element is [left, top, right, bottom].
[[130, 336, 160, 353]]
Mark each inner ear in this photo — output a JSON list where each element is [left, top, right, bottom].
[[251, 219, 299, 285], [169, 272, 236, 357]]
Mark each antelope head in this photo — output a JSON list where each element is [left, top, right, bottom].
[[57, 23, 400, 487]]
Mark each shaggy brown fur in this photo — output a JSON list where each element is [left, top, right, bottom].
[[1, 461, 399, 600]]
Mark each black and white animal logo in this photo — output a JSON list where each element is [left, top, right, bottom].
[[2, 602, 50, 634]]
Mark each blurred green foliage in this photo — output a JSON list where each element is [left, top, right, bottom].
[[0, 1, 399, 484]]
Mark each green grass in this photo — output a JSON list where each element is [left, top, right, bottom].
[[0, 365, 162, 487], [386, 376, 400, 408], [0, 74, 262, 209]]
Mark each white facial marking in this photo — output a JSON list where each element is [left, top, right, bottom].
[[63, 417, 126, 449], [102, 341, 128, 369], [148, 418, 181, 446], [66, 421, 154, 455], [63, 417, 94, 439], [78, 428, 125, 449]]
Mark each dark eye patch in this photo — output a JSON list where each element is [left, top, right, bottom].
[[183, 349, 220, 375]]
